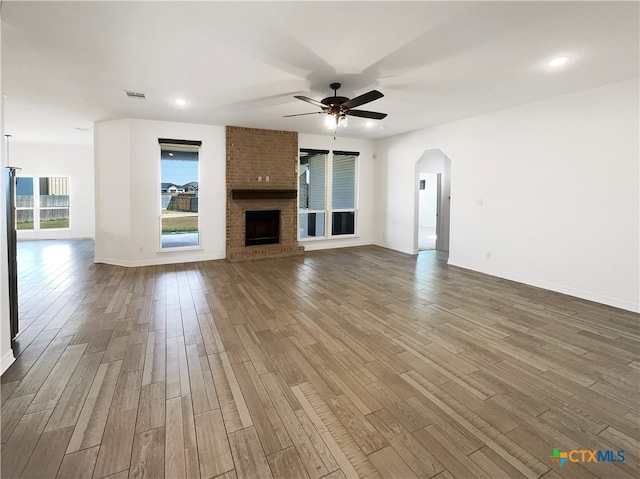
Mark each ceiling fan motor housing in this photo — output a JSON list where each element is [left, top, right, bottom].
[[322, 82, 348, 108], [321, 96, 349, 107]]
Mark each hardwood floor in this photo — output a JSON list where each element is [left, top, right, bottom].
[[2, 239, 638, 479]]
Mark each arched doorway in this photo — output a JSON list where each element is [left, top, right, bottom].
[[414, 149, 452, 254]]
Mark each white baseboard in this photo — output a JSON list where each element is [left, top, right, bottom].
[[302, 238, 371, 252], [94, 251, 225, 267], [1, 349, 15, 375], [447, 257, 640, 313], [374, 241, 417, 255]]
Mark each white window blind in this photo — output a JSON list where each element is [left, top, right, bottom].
[[308, 154, 326, 210], [332, 154, 355, 209]]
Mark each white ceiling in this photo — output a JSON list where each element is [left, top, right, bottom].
[[2, 1, 638, 145]]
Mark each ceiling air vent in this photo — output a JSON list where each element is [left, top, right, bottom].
[[124, 90, 146, 99]]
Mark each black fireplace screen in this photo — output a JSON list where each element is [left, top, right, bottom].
[[245, 210, 280, 246]]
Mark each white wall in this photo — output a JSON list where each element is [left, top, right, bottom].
[[419, 173, 438, 228], [12, 142, 94, 240], [0, 19, 15, 374], [94, 119, 132, 262], [375, 79, 639, 312], [94, 118, 226, 266], [298, 133, 376, 251]]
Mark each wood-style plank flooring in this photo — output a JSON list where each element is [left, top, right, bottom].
[[2, 239, 639, 479]]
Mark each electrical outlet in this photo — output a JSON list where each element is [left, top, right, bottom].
[[258, 176, 262, 182], [485, 251, 491, 259]]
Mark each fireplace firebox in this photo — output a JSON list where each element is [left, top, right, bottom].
[[245, 210, 280, 246]]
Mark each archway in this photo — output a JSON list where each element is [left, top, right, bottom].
[[414, 149, 452, 254]]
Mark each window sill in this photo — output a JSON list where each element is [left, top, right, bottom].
[[299, 235, 359, 242], [157, 246, 203, 253], [18, 228, 71, 232]]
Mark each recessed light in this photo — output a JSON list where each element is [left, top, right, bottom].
[[549, 56, 568, 67], [174, 98, 186, 106], [365, 121, 374, 128]]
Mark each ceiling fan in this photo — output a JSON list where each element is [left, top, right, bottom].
[[284, 83, 387, 129]]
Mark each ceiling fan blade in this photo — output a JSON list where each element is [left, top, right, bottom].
[[346, 110, 387, 120], [283, 111, 323, 118], [294, 95, 327, 109], [342, 90, 383, 109]]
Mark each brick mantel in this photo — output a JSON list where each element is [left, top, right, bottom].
[[225, 126, 304, 262]]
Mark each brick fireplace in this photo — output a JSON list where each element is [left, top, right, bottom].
[[226, 126, 304, 262]]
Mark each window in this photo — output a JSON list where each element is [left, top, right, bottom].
[[15, 176, 70, 230], [159, 139, 201, 249], [331, 153, 356, 235], [39, 177, 70, 229], [299, 150, 327, 238], [298, 149, 358, 239], [15, 177, 34, 230]]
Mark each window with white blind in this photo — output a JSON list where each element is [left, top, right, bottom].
[[298, 149, 358, 239], [331, 153, 356, 235], [299, 149, 327, 238]]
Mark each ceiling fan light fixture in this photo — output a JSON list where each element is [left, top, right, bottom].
[[338, 114, 348, 128], [325, 113, 338, 130]]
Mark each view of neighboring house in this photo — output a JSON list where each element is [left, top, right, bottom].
[[182, 181, 198, 194], [161, 182, 198, 195], [160, 182, 179, 194]]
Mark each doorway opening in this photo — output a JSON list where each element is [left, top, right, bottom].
[[415, 149, 452, 255], [418, 172, 439, 251]]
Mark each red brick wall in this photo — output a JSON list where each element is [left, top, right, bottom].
[[226, 126, 304, 261]]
